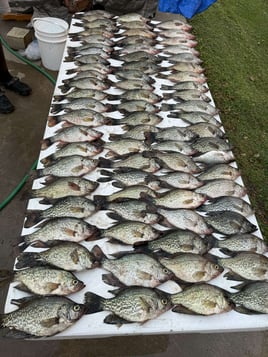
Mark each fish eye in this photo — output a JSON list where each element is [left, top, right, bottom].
[[163, 268, 169, 274], [73, 305, 81, 312], [161, 299, 168, 305], [214, 264, 220, 270], [73, 279, 79, 285]]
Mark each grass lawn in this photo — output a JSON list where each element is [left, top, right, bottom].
[[190, 0, 268, 238]]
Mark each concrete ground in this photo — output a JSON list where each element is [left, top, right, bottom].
[[0, 9, 267, 357]]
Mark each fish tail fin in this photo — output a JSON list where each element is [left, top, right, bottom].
[[84, 291, 104, 314], [203, 234, 218, 250], [23, 211, 42, 228], [50, 104, 63, 114], [91, 245, 106, 262], [58, 84, 70, 93], [0, 270, 14, 288], [93, 195, 107, 210], [15, 252, 41, 269], [53, 94, 65, 102], [41, 138, 52, 150], [98, 157, 113, 168]]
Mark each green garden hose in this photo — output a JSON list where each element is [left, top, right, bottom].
[[0, 35, 57, 211]]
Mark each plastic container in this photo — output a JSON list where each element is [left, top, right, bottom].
[[33, 17, 69, 71]]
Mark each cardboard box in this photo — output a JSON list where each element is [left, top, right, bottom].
[[6, 27, 32, 50]]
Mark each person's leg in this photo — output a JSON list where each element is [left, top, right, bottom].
[[0, 41, 32, 96], [0, 42, 14, 113]]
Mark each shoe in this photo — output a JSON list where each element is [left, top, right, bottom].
[[0, 90, 15, 114], [1, 77, 32, 96]]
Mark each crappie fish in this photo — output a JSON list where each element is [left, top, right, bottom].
[[177, 112, 220, 127], [186, 123, 225, 138], [156, 20, 192, 31], [95, 184, 157, 202], [151, 140, 196, 156], [146, 229, 212, 255], [143, 189, 207, 209], [161, 81, 207, 92], [162, 101, 218, 116], [37, 155, 98, 178], [158, 253, 223, 283], [109, 89, 161, 104], [166, 62, 204, 73], [118, 28, 157, 39], [114, 112, 162, 126], [105, 199, 160, 224], [163, 89, 210, 102], [117, 59, 159, 72], [161, 52, 202, 64], [148, 171, 203, 190], [230, 282, 268, 314], [159, 71, 206, 84], [0, 266, 85, 296], [41, 126, 102, 150], [157, 208, 213, 235], [24, 196, 96, 228], [198, 196, 253, 217], [192, 137, 232, 153], [22, 218, 98, 247], [104, 139, 148, 157], [0, 296, 85, 338], [161, 29, 195, 39], [53, 89, 108, 101], [41, 142, 102, 161], [15, 241, 98, 271], [116, 100, 158, 113], [154, 152, 201, 173], [171, 283, 232, 315], [113, 69, 154, 82], [193, 150, 235, 165], [93, 247, 173, 288], [109, 124, 159, 141], [113, 50, 158, 63], [84, 287, 172, 324], [110, 79, 154, 91], [204, 211, 257, 235], [217, 252, 268, 282], [197, 163, 240, 181], [153, 126, 197, 142], [212, 234, 268, 255], [66, 62, 112, 75], [59, 77, 110, 93], [98, 168, 151, 188], [195, 179, 246, 198], [50, 99, 111, 114], [100, 220, 159, 245], [30, 177, 98, 200], [117, 13, 149, 23], [47, 111, 111, 128]]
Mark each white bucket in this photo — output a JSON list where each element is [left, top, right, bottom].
[[33, 17, 69, 71]]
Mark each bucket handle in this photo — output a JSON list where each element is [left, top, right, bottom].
[[32, 17, 69, 32]]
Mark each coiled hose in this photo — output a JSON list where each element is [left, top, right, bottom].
[[0, 35, 57, 210]]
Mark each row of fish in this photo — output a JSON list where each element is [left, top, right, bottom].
[[2, 10, 267, 338]]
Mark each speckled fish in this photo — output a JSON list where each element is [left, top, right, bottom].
[[162, 101, 218, 115], [160, 29, 195, 39], [161, 81, 208, 92], [212, 234, 268, 255], [104, 139, 148, 157], [153, 127, 196, 142], [195, 179, 246, 198], [109, 124, 159, 141], [186, 123, 225, 138], [24, 196, 97, 228], [41, 142, 102, 162], [75, 35, 113, 47], [157, 208, 213, 234], [171, 283, 232, 315], [84, 287, 172, 325], [163, 52, 202, 64], [117, 13, 149, 23], [151, 140, 196, 156], [30, 177, 98, 200], [54, 89, 108, 101], [159, 71, 206, 84], [148, 171, 203, 190], [36, 156, 98, 178], [117, 60, 159, 73], [158, 253, 223, 283], [192, 137, 232, 153], [105, 199, 160, 224], [22, 218, 99, 247], [96, 185, 157, 202], [74, 10, 114, 21], [163, 90, 210, 102], [69, 29, 114, 40], [113, 50, 159, 63], [118, 28, 157, 39], [47, 111, 111, 128], [156, 20, 192, 31], [66, 62, 112, 75], [67, 46, 112, 58], [204, 211, 257, 235], [197, 164, 240, 181], [110, 79, 154, 91], [113, 69, 154, 82], [198, 196, 253, 217], [63, 69, 108, 81], [217, 252, 268, 283], [193, 150, 235, 165], [143, 189, 207, 209], [41, 126, 103, 149], [116, 100, 158, 113], [0, 295, 85, 338], [0, 266, 85, 296], [100, 220, 159, 245], [114, 112, 162, 126], [59, 77, 110, 93], [118, 21, 154, 31], [114, 36, 156, 47], [93, 247, 173, 288], [110, 90, 161, 104], [154, 152, 201, 173], [15, 241, 98, 271], [229, 282, 268, 314], [98, 168, 150, 188], [100, 153, 160, 173], [161, 45, 200, 56], [166, 62, 204, 73], [146, 229, 212, 255], [50, 99, 111, 114], [177, 112, 220, 127]]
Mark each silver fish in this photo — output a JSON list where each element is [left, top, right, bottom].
[[110, 89, 161, 104], [195, 179, 246, 198], [213, 234, 268, 255], [192, 137, 232, 153], [151, 140, 196, 156], [193, 150, 235, 165], [111, 79, 154, 91], [114, 112, 162, 126], [155, 152, 201, 173], [98, 168, 150, 188], [22, 218, 98, 247], [161, 29, 195, 39], [167, 62, 204, 73], [198, 196, 253, 217], [230, 282, 268, 314], [30, 177, 98, 200], [163, 89, 210, 102], [116, 100, 158, 113], [15, 241, 98, 271], [197, 164, 241, 181], [50, 99, 110, 114], [149, 172, 203, 190], [204, 211, 257, 235], [171, 284, 232, 315], [84, 287, 172, 324], [186, 123, 225, 138], [104, 139, 148, 157], [162, 101, 219, 115], [154, 126, 197, 142], [0, 296, 85, 338], [114, 69, 154, 82], [109, 124, 159, 141], [41, 142, 102, 161], [159, 71, 206, 84], [54, 89, 108, 101], [47, 111, 110, 127], [96, 184, 157, 202], [158, 208, 213, 234], [59, 77, 110, 92], [107, 153, 160, 173], [158, 253, 223, 283], [177, 112, 221, 127], [156, 20, 192, 31], [161, 81, 208, 92]]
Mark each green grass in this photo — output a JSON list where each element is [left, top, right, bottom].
[[189, 0, 268, 238]]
